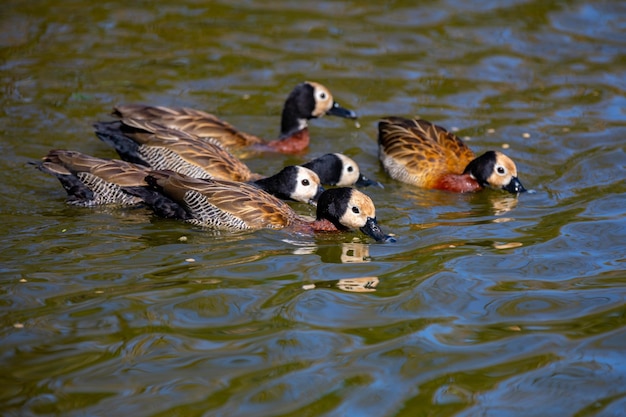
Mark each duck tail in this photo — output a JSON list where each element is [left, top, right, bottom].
[[29, 152, 96, 204]]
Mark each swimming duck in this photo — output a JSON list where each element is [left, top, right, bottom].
[[378, 116, 526, 193], [33, 150, 324, 206], [95, 119, 379, 189], [105, 81, 357, 154], [94, 118, 257, 182], [32, 149, 152, 206], [302, 153, 383, 188], [137, 172, 394, 242]]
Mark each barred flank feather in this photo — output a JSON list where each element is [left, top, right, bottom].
[[75, 172, 143, 206], [184, 190, 249, 231]]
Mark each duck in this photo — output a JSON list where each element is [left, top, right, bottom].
[[136, 171, 395, 242], [32, 149, 152, 207], [33, 149, 324, 206], [378, 116, 526, 193], [95, 119, 380, 189], [302, 153, 384, 188], [94, 118, 258, 182], [100, 81, 357, 154]]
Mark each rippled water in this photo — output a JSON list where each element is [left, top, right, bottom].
[[2, 1, 625, 416]]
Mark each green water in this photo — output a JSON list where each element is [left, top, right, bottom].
[[2, 1, 625, 416]]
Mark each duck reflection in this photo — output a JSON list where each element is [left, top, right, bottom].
[[340, 242, 371, 263], [400, 183, 520, 214], [303, 276, 379, 293], [286, 239, 373, 263], [404, 188, 521, 232], [485, 194, 519, 216], [315, 241, 372, 263]]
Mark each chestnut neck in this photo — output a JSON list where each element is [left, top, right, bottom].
[[265, 128, 310, 154], [433, 173, 483, 193], [290, 217, 341, 235], [309, 218, 341, 232]]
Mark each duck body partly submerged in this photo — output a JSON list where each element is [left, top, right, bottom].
[[107, 81, 357, 154], [138, 173, 394, 242], [378, 116, 526, 193], [34, 150, 324, 207]]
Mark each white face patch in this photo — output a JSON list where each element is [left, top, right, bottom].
[[307, 81, 335, 117], [335, 153, 361, 186], [487, 152, 519, 188], [338, 190, 376, 229], [495, 163, 507, 176], [291, 166, 322, 204]]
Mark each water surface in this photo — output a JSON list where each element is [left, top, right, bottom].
[[1, 1, 625, 416]]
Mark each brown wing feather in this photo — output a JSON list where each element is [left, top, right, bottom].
[[378, 116, 475, 187], [150, 173, 296, 230], [117, 119, 254, 181], [114, 105, 262, 149], [36, 150, 151, 206], [45, 150, 150, 186]]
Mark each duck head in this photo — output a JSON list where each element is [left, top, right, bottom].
[[303, 153, 384, 188], [281, 82, 357, 136], [464, 151, 526, 194], [316, 187, 395, 242], [253, 166, 324, 205]]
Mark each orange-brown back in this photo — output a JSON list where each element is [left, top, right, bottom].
[[378, 116, 475, 188]]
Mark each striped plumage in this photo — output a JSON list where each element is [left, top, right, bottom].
[[34, 150, 324, 207], [139, 173, 394, 242], [94, 118, 257, 182], [32, 149, 152, 207]]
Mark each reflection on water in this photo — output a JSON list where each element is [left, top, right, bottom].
[[487, 195, 520, 216], [303, 276, 379, 293], [317, 241, 373, 263], [2, 0, 626, 416], [290, 240, 373, 263], [339, 242, 371, 264]]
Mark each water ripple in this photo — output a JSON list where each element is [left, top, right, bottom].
[[2, 0, 625, 415]]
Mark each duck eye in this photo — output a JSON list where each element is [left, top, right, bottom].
[[347, 166, 354, 172], [302, 179, 310, 186], [496, 166, 506, 175], [317, 91, 327, 100], [352, 206, 360, 214]]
